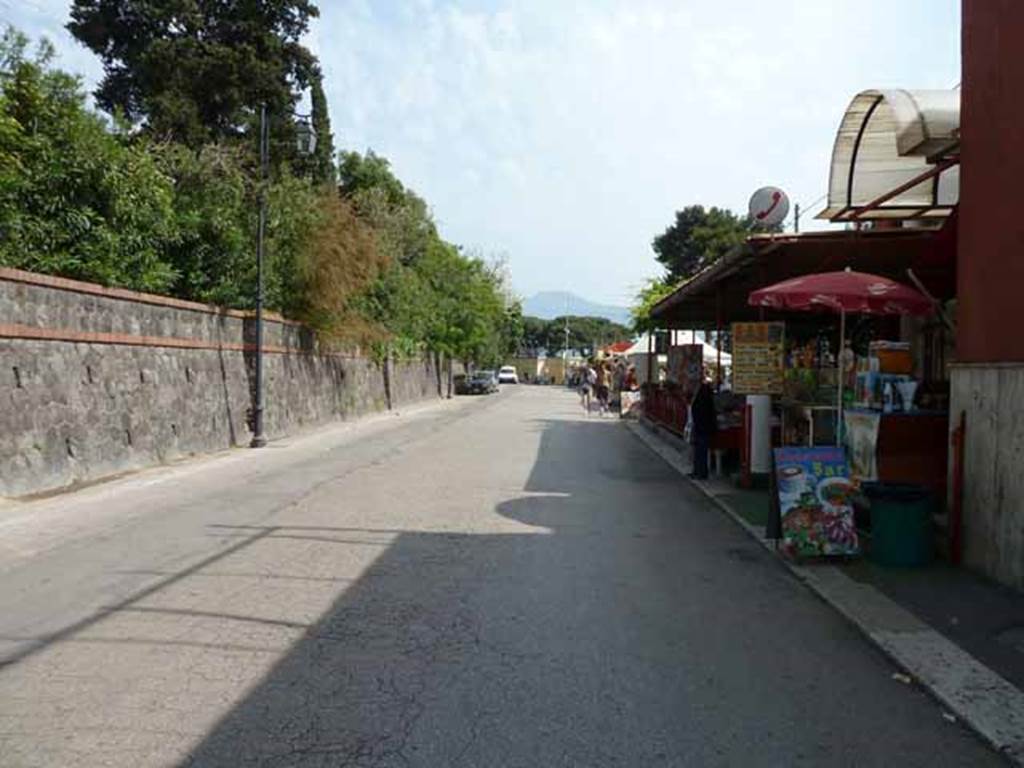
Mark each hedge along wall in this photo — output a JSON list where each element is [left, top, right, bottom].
[[0, 268, 443, 497]]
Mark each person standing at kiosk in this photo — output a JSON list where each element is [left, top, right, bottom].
[[690, 375, 717, 480]]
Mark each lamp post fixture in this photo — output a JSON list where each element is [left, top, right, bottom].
[[250, 105, 317, 449]]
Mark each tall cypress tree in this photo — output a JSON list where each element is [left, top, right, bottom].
[[309, 71, 336, 186]]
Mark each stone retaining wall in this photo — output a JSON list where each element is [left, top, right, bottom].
[[0, 268, 443, 497]]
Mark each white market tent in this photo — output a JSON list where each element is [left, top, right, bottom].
[[622, 334, 731, 365], [818, 89, 960, 222]]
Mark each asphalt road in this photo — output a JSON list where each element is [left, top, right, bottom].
[[0, 387, 1005, 767]]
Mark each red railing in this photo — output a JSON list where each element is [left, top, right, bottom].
[[643, 384, 689, 436]]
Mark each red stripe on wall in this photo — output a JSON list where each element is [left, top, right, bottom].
[[0, 323, 297, 355]]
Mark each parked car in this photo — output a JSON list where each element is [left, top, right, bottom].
[[467, 370, 498, 394], [497, 366, 519, 384], [453, 373, 470, 395]]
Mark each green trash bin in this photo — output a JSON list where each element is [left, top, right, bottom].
[[863, 483, 934, 567]]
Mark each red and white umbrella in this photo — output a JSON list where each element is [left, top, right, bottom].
[[748, 269, 933, 444], [748, 270, 934, 316]]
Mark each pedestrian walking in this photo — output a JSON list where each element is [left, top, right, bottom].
[[595, 361, 611, 416], [689, 375, 717, 480], [612, 359, 626, 393], [580, 362, 596, 414], [624, 365, 638, 391]]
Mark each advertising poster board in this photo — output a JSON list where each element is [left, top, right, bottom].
[[773, 446, 859, 558], [674, 344, 704, 399], [732, 322, 785, 395], [844, 410, 881, 481], [666, 345, 682, 384], [668, 344, 704, 397]]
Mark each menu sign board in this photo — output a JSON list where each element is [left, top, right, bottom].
[[732, 322, 785, 395], [774, 446, 859, 558]]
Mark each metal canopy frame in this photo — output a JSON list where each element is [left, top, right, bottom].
[[819, 89, 960, 222], [649, 222, 957, 329]]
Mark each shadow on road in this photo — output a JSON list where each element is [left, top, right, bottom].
[[0, 413, 1002, 767], [166, 415, 715, 766]]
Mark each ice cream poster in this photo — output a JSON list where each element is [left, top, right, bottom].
[[774, 446, 860, 558]]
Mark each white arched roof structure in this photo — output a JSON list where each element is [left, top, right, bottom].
[[817, 89, 960, 222]]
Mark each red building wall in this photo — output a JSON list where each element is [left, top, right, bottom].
[[957, 1, 1024, 362]]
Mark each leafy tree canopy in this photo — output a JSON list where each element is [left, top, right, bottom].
[[338, 149, 518, 365], [520, 315, 632, 356], [2, 26, 517, 369], [338, 150, 435, 267], [652, 204, 764, 284], [0, 27, 178, 291], [306, 71, 335, 186], [67, 0, 319, 150], [630, 278, 676, 334]]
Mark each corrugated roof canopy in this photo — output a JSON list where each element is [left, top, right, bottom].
[[818, 89, 960, 222]]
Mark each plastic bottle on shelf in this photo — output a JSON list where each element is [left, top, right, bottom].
[[883, 381, 894, 414], [840, 341, 856, 387]]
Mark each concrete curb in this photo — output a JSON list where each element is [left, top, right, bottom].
[[627, 417, 1024, 765]]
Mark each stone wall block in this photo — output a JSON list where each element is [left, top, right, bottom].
[[0, 271, 441, 497]]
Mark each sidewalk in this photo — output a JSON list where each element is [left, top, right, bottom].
[[0, 395, 473, 573], [628, 416, 1024, 765]]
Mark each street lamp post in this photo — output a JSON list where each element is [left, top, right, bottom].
[[563, 317, 569, 386], [250, 104, 317, 449], [250, 104, 270, 448]]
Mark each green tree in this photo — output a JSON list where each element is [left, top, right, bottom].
[[0, 27, 178, 291], [307, 71, 335, 186], [454, 258, 508, 367], [521, 315, 548, 353], [500, 301, 525, 358], [652, 205, 758, 283], [338, 152, 516, 367], [152, 142, 251, 304], [338, 150, 435, 266], [553, 315, 631, 354], [630, 278, 676, 334], [1, 26, 521, 364], [67, 0, 319, 151], [151, 141, 324, 313], [520, 315, 632, 355]]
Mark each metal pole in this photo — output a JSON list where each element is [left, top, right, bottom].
[[251, 104, 269, 448], [563, 316, 569, 385], [794, 202, 800, 233], [716, 288, 722, 391], [836, 309, 845, 447], [646, 330, 654, 385]]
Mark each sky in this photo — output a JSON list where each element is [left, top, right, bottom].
[[3, 1, 961, 307]]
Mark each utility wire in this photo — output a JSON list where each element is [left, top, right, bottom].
[[789, 192, 828, 232], [798, 192, 828, 210]]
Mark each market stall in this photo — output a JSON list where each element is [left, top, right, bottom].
[[638, 334, 732, 438], [751, 270, 931, 408], [637, 84, 960, 559]]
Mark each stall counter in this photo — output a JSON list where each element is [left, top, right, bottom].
[[846, 408, 949, 499]]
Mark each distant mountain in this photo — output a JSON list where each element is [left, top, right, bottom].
[[523, 291, 631, 326]]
